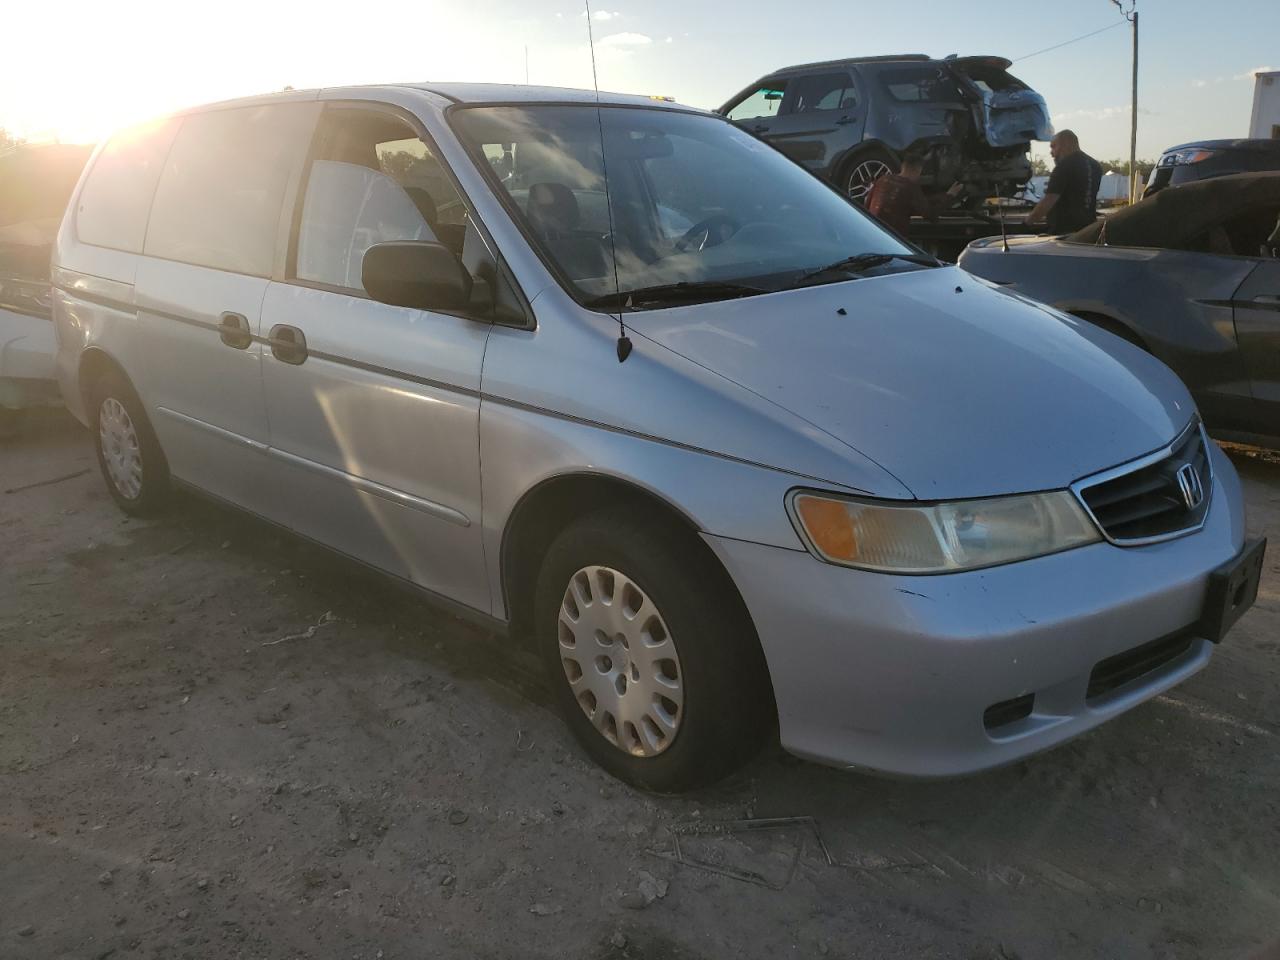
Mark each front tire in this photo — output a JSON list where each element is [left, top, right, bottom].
[[90, 370, 170, 516], [534, 508, 773, 792]]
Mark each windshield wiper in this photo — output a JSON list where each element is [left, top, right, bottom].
[[789, 252, 940, 288], [584, 280, 767, 311]]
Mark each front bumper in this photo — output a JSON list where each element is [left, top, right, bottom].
[[707, 442, 1246, 778], [0, 306, 59, 410]]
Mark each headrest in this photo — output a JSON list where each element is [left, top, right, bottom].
[[526, 182, 580, 233]]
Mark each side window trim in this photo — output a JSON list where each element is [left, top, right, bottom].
[[282, 99, 532, 329], [778, 78, 803, 116]]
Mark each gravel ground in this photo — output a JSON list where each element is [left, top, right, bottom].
[[2, 410, 1279, 960]]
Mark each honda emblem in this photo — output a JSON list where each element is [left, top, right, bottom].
[[1176, 463, 1204, 511]]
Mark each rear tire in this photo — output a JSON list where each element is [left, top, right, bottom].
[[840, 147, 896, 205], [534, 508, 773, 793], [89, 369, 170, 516]]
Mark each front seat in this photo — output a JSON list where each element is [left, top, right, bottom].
[[525, 182, 607, 280]]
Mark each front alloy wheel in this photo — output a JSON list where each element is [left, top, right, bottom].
[[557, 565, 684, 758], [535, 507, 774, 792]]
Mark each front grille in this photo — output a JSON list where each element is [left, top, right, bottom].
[[1086, 628, 1195, 701], [1076, 424, 1211, 543]]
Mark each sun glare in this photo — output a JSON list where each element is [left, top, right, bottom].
[[0, 0, 629, 146]]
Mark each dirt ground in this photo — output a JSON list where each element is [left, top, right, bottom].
[[2, 410, 1279, 960]]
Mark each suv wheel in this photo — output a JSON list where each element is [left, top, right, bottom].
[[534, 508, 773, 792], [842, 148, 895, 205], [90, 370, 170, 516]]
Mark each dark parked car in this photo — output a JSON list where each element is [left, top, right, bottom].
[[718, 54, 1052, 204], [1145, 138, 1280, 196], [959, 173, 1280, 448]]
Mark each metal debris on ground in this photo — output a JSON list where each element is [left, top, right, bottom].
[[261, 611, 336, 646]]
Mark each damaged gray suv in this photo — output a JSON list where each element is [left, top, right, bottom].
[[720, 54, 1053, 204]]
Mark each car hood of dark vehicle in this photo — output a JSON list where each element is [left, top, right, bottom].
[[632, 265, 1195, 500]]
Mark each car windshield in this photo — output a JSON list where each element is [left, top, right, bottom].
[[450, 104, 918, 308]]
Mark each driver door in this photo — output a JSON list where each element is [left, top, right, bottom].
[[1232, 257, 1280, 434], [258, 103, 496, 612]]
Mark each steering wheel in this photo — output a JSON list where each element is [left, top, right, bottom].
[[675, 214, 742, 253]]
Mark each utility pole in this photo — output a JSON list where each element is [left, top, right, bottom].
[[1112, 0, 1139, 202]]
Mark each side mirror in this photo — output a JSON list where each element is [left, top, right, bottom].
[[362, 241, 473, 311]]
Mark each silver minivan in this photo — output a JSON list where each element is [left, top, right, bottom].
[[53, 83, 1264, 792]]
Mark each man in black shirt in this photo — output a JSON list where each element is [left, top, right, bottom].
[[1029, 129, 1102, 233]]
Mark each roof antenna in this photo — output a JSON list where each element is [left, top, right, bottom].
[[585, 0, 632, 362]]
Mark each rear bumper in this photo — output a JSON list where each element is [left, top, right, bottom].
[[706, 442, 1246, 778]]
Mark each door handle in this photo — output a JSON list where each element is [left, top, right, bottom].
[[217, 311, 252, 349], [834, 115, 859, 125], [268, 324, 308, 365]]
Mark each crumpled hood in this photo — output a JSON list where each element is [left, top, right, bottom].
[[633, 267, 1195, 499]]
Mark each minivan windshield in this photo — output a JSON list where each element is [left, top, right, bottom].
[[451, 105, 922, 308]]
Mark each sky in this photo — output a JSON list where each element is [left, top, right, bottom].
[[1, 0, 1276, 162]]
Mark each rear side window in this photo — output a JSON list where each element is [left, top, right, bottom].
[[75, 119, 179, 253], [880, 67, 964, 103], [789, 73, 858, 113], [144, 105, 313, 276], [725, 82, 787, 122]]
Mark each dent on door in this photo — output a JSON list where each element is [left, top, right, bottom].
[[258, 281, 493, 612]]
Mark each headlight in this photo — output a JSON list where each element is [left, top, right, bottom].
[[790, 490, 1100, 574], [1161, 148, 1218, 166]]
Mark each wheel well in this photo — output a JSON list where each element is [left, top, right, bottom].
[[1069, 311, 1149, 351], [836, 142, 896, 181], [78, 348, 137, 410], [501, 472, 778, 721], [501, 475, 699, 639]]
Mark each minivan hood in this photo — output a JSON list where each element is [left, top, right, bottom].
[[632, 267, 1194, 500]]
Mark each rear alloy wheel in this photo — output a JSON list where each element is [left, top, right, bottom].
[[91, 370, 170, 516], [99, 397, 143, 499], [843, 149, 895, 205], [535, 508, 773, 793]]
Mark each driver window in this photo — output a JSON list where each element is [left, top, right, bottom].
[[726, 82, 788, 122], [293, 110, 467, 292]]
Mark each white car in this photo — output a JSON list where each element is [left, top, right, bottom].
[[0, 144, 93, 434], [0, 249, 61, 436]]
